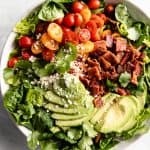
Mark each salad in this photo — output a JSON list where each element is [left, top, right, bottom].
[[2, 0, 150, 149]]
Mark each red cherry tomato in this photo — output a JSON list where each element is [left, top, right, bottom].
[[86, 20, 97, 32], [19, 36, 33, 48], [74, 13, 83, 26], [42, 49, 55, 62], [97, 13, 107, 23], [91, 29, 101, 41], [21, 50, 31, 60], [104, 4, 115, 16], [63, 13, 75, 27], [88, 0, 100, 9], [91, 14, 104, 28], [54, 17, 64, 25], [7, 57, 19, 68], [78, 29, 91, 43], [63, 29, 79, 45], [72, 1, 84, 13]]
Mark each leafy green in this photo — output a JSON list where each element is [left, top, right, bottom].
[[55, 43, 77, 73], [106, 79, 118, 92], [4, 85, 24, 112], [99, 136, 119, 150], [38, 0, 74, 21], [119, 72, 131, 88], [14, 7, 40, 35], [115, 4, 134, 27], [26, 88, 44, 107], [40, 141, 59, 150], [31, 109, 54, 132], [3, 68, 14, 85]]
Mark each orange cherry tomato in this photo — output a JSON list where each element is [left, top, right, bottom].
[[80, 6, 91, 24], [47, 23, 63, 43], [41, 33, 59, 51], [31, 41, 44, 55]]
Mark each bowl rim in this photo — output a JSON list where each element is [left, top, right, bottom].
[[0, 0, 150, 149]]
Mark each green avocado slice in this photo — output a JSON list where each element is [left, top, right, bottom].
[[90, 93, 119, 125], [51, 113, 87, 120], [45, 91, 67, 106], [100, 96, 136, 133], [56, 116, 88, 127]]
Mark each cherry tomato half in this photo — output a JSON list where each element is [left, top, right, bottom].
[[41, 33, 59, 50], [7, 57, 19, 68], [78, 29, 91, 43], [88, 0, 100, 9], [19, 36, 33, 48], [74, 13, 83, 26], [72, 1, 84, 13], [21, 50, 31, 60], [31, 41, 44, 55], [63, 13, 75, 27], [47, 23, 63, 43], [42, 49, 55, 62]]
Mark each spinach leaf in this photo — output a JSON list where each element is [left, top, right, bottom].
[[119, 72, 131, 88], [106, 79, 118, 92], [38, 0, 74, 21], [14, 7, 40, 35], [38, 1, 64, 21], [115, 4, 134, 27]]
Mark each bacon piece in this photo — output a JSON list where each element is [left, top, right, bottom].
[[93, 97, 103, 108], [88, 66, 101, 80], [116, 37, 127, 52], [131, 61, 143, 85], [90, 80, 100, 96], [87, 58, 100, 67], [95, 134, 102, 144], [103, 51, 119, 65], [106, 35, 113, 48], [94, 40, 107, 53], [99, 57, 111, 70], [79, 76, 90, 87], [120, 52, 131, 65], [115, 88, 128, 96], [116, 52, 125, 63]]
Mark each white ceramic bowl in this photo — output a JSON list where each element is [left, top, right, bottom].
[[0, 0, 150, 149]]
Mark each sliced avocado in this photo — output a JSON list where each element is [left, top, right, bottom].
[[45, 91, 67, 106], [129, 96, 142, 114], [56, 116, 88, 127], [90, 93, 119, 125], [45, 103, 89, 114], [118, 115, 136, 132], [100, 96, 136, 133], [51, 113, 87, 120]]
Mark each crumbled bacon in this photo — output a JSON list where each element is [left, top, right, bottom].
[[88, 66, 101, 80], [99, 57, 111, 70], [94, 40, 107, 53], [115, 88, 129, 96], [93, 97, 103, 108]]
